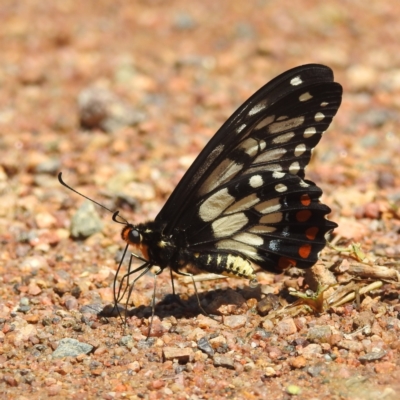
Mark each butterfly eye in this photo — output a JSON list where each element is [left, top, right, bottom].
[[128, 229, 141, 244]]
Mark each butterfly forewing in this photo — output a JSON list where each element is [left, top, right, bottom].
[[196, 81, 342, 198], [156, 65, 342, 239]]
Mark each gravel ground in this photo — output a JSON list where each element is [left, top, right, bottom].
[[1, 1, 400, 399]]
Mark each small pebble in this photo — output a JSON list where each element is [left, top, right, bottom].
[[275, 318, 297, 336], [52, 338, 93, 358], [223, 315, 246, 329], [359, 350, 387, 362], [290, 356, 307, 369], [70, 201, 103, 239], [162, 347, 193, 364], [197, 337, 214, 356], [286, 384, 302, 395], [213, 355, 235, 370]]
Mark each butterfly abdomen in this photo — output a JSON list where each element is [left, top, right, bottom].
[[188, 252, 257, 280]]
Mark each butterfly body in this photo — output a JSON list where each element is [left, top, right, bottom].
[[59, 64, 342, 321], [122, 221, 257, 279]]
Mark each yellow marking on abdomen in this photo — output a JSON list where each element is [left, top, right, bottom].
[[221, 255, 256, 280]]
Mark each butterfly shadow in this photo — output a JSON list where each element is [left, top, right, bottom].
[[98, 284, 263, 323]]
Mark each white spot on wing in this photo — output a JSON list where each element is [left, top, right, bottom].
[[199, 188, 235, 222], [199, 159, 242, 196], [294, 144, 307, 157], [321, 101, 328, 107], [269, 239, 281, 251], [272, 131, 295, 144], [315, 112, 325, 121], [255, 115, 275, 130], [299, 92, 313, 102], [260, 212, 283, 224], [272, 171, 285, 179], [249, 225, 277, 234], [275, 183, 287, 192], [212, 213, 248, 238], [289, 161, 300, 175], [249, 175, 263, 188], [255, 198, 281, 214], [239, 138, 266, 157], [249, 101, 267, 116], [304, 127, 316, 138], [248, 163, 283, 174], [290, 76, 303, 86], [233, 232, 263, 246], [299, 180, 310, 187], [236, 123, 247, 133], [216, 239, 261, 260], [254, 148, 287, 163], [225, 193, 259, 214], [192, 144, 224, 187], [269, 116, 305, 134]]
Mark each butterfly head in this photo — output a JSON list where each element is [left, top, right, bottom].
[[121, 225, 142, 245], [121, 224, 152, 261]]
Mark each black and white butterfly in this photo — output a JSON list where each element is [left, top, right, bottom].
[[60, 64, 342, 316]]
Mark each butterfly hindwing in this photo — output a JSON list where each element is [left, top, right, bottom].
[[182, 171, 336, 273]]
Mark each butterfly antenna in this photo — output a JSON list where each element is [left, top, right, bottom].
[[58, 172, 115, 213], [58, 172, 129, 225]]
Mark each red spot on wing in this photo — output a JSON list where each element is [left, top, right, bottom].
[[305, 227, 319, 240], [298, 244, 312, 259], [278, 257, 297, 270], [296, 210, 312, 222], [300, 194, 311, 206]]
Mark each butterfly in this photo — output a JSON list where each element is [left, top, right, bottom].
[[59, 64, 342, 320]]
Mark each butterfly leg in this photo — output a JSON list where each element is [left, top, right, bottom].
[[146, 269, 161, 339], [173, 269, 216, 319], [111, 248, 153, 326], [161, 268, 187, 308]]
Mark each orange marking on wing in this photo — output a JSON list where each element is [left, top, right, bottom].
[[278, 257, 297, 270], [296, 210, 312, 222], [299, 244, 312, 259], [305, 227, 319, 240], [300, 194, 311, 206]]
